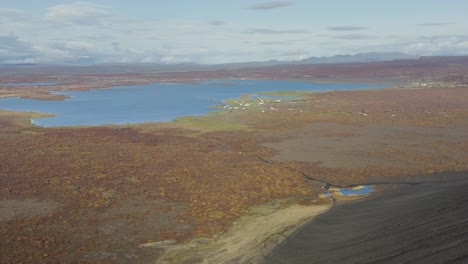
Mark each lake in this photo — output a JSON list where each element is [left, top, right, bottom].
[[0, 79, 386, 127], [336, 185, 374, 196], [0, 82, 59, 87]]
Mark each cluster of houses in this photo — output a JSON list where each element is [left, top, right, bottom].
[[410, 80, 466, 88], [221, 98, 284, 112]]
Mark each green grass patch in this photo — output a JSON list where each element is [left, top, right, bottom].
[[0, 110, 53, 128], [223, 98, 263, 105], [258, 90, 316, 97]]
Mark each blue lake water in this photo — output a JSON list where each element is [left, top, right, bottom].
[[0, 80, 386, 127], [0, 82, 59, 86], [338, 185, 374, 196]]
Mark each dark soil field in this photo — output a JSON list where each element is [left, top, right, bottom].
[[267, 172, 468, 264]]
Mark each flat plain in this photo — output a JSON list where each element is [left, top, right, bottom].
[[0, 57, 467, 263]]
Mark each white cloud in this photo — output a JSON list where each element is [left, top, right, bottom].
[[417, 23, 450, 27], [404, 40, 468, 55], [400, 35, 468, 55], [208, 20, 225, 26], [1, 2, 467, 64], [0, 34, 37, 58], [246, 28, 309, 34], [279, 48, 310, 60], [0, 8, 30, 19], [332, 34, 376, 40], [0, 8, 34, 28], [328, 26, 367, 31], [3, 57, 38, 64], [0, 34, 99, 64], [248, 1, 293, 10], [51, 41, 95, 53], [45, 2, 109, 26]]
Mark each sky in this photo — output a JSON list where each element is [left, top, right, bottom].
[[1, 0, 468, 64]]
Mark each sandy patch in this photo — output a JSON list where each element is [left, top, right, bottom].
[[0, 199, 59, 222], [154, 198, 332, 264]]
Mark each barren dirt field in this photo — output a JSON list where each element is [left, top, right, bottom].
[[267, 172, 468, 264], [0, 65, 467, 263]]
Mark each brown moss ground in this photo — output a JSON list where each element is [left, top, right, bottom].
[[241, 86, 468, 129], [237, 86, 468, 185], [0, 127, 313, 263]]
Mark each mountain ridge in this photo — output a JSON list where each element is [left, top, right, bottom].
[[0, 52, 419, 68]]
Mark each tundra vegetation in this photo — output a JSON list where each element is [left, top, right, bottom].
[[0, 72, 467, 262]]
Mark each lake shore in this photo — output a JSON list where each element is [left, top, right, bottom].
[[154, 198, 332, 264], [0, 79, 386, 127]]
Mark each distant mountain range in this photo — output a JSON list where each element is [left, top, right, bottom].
[[296, 52, 420, 64], [0, 52, 419, 69], [202, 52, 420, 70], [1, 55, 467, 79]]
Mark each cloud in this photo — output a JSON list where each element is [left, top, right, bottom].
[[0, 34, 100, 64], [404, 41, 468, 55], [416, 34, 468, 42], [248, 1, 292, 10], [208, 20, 225, 26], [280, 48, 308, 56], [259, 41, 291, 45], [258, 39, 306, 45], [403, 35, 468, 55], [246, 28, 309, 34], [50, 41, 95, 53], [0, 8, 30, 19], [347, 34, 468, 57], [417, 23, 450, 27], [78, 33, 115, 41], [0, 34, 38, 60], [45, 2, 110, 26], [332, 34, 376, 40], [0, 8, 34, 26], [95, 42, 167, 64], [2, 2, 467, 65], [2, 58, 39, 64], [111, 42, 121, 52], [327, 26, 367, 31]]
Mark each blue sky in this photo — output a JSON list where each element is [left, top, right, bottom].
[[1, 0, 467, 64]]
